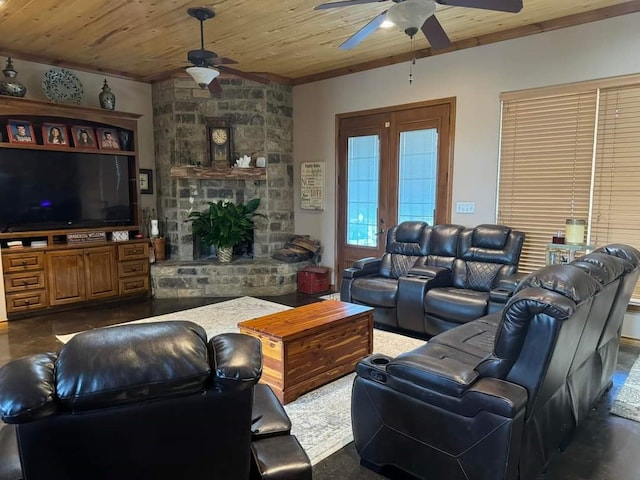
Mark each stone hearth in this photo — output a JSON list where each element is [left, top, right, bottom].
[[151, 77, 296, 297], [151, 259, 309, 298]]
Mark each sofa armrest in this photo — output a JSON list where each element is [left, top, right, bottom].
[[497, 272, 527, 292], [357, 353, 527, 418], [342, 257, 381, 279], [0, 353, 58, 424], [0, 424, 22, 480], [252, 384, 291, 439], [210, 333, 262, 392], [407, 265, 452, 281], [387, 350, 479, 397], [396, 269, 452, 333]]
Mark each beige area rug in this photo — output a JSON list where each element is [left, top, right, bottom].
[[319, 292, 341, 300], [56, 297, 424, 465], [611, 353, 640, 422]]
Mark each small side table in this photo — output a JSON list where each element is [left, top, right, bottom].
[[546, 243, 594, 265]]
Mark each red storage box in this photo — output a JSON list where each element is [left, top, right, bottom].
[[297, 266, 330, 294]]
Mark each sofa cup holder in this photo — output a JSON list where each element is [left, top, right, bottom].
[[371, 356, 390, 366]]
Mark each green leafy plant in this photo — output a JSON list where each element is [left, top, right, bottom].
[[188, 198, 266, 250]]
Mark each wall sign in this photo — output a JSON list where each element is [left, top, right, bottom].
[[301, 162, 324, 211]]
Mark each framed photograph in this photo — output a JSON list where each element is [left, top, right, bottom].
[[139, 169, 153, 195], [96, 127, 120, 150], [71, 126, 98, 149], [7, 119, 37, 145], [42, 123, 68, 146], [205, 116, 233, 167], [118, 129, 133, 151]]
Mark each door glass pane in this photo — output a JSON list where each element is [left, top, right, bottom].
[[347, 135, 379, 247], [398, 129, 437, 225]]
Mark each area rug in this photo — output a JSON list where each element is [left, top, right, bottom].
[[56, 297, 424, 465], [319, 292, 340, 300], [611, 353, 640, 422]]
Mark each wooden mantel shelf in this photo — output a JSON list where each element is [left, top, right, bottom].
[[170, 165, 267, 180]]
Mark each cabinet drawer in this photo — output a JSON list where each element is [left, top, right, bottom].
[[5, 291, 48, 313], [119, 276, 149, 295], [118, 259, 149, 278], [2, 252, 45, 273], [4, 271, 46, 293], [117, 243, 149, 261]]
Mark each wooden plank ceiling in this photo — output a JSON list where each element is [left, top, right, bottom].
[[0, 0, 638, 85]]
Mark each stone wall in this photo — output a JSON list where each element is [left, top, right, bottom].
[[152, 77, 294, 261]]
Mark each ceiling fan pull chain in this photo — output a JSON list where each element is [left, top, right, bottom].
[[409, 36, 416, 85]]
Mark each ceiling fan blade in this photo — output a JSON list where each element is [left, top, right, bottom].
[[315, 0, 387, 10], [208, 79, 223, 97], [205, 57, 238, 66], [339, 10, 387, 50], [421, 15, 451, 50], [436, 0, 522, 13], [218, 66, 270, 85]]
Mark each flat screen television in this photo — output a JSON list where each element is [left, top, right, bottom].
[[0, 150, 135, 232]]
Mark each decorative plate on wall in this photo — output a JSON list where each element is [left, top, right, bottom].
[[42, 68, 84, 105]]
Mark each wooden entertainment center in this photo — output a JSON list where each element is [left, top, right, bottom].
[[0, 97, 149, 319]]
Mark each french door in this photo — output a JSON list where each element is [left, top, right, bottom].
[[336, 99, 455, 280]]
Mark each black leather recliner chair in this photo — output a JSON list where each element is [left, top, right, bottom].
[[340, 221, 430, 328], [351, 244, 640, 480], [0, 321, 311, 480]]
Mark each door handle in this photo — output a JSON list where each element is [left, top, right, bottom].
[[376, 217, 386, 236]]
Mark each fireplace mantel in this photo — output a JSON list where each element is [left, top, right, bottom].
[[170, 165, 267, 180]]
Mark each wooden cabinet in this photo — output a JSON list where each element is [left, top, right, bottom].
[[0, 96, 149, 320], [46, 246, 119, 306], [2, 251, 48, 314], [85, 246, 118, 301], [117, 242, 149, 295], [1, 240, 149, 318], [46, 250, 86, 306]]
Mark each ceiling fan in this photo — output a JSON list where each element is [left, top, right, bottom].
[[185, 7, 269, 96], [314, 0, 523, 51]]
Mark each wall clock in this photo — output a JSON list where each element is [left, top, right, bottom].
[[206, 116, 233, 167]]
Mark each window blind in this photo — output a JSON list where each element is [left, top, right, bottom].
[[591, 84, 640, 301], [498, 92, 597, 272]]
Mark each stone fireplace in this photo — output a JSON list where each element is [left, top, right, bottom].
[[149, 77, 306, 297]]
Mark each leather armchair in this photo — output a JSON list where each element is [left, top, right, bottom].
[[0, 321, 311, 480], [341, 221, 430, 328], [351, 244, 640, 480]]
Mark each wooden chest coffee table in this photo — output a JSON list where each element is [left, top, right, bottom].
[[238, 300, 373, 404]]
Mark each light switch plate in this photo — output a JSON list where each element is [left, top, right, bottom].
[[456, 202, 475, 214]]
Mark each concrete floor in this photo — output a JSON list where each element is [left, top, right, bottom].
[[1, 295, 639, 480]]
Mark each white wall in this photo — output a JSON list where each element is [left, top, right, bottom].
[[293, 12, 640, 275], [0, 59, 155, 321]]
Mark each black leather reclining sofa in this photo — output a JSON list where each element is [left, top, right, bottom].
[[350, 244, 640, 480], [0, 321, 311, 480], [341, 222, 525, 337]]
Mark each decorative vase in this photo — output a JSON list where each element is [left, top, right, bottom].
[[217, 246, 233, 263], [98, 79, 116, 110], [150, 219, 160, 238], [0, 57, 27, 97]]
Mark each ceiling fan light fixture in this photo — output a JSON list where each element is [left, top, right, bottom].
[[186, 66, 220, 88], [387, 0, 436, 37]]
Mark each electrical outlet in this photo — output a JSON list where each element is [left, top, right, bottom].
[[455, 202, 475, 214]]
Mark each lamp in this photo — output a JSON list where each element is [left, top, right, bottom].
[[186, 66, 220, 89], [386, 0, 436, 38]]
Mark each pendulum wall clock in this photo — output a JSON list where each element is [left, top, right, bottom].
[[205, 116, 233, 167]]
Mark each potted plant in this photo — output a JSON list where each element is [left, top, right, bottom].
[[188, 198, 265, 263]]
